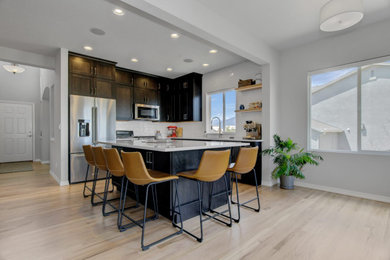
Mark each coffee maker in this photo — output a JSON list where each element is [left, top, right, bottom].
[[243, 121, 261, 140]]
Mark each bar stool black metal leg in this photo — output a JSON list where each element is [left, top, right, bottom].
[[223, 174, 233, 227], [91, 167, 101, 206], [102, 171, 111, 216], [197, 180, 204, 242], [135, 184, 140, 207], [83, 165, 90, 197], [253, 169, 261, 212], [118, 179, 129, 231], [233, 173, 241, 222], [141, 184, 151, 250], [117, 176, 125, 228]]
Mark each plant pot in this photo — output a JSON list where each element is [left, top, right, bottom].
[[280, 175, 294, 190]]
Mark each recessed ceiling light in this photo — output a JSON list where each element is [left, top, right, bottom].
[[166, 67, 173, 72], [131, 58, 138, 63], [170, 33, 180, 39], [202, 63, 209, 67], [83, 46, 93, 51], [113, 8, 124, 16], [209, 49, 218, 54]]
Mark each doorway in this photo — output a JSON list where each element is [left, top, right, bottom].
[[0, 101, 34, 163]]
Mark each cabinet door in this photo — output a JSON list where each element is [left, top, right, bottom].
[[69, 56, 94, 76], [145, 89, 158, 105], [134, 88, 147, 104], [145, 77, 158, 90], [95, 79, 114, 98], [69, 73, 93, 96], [115, 70, 132, 85], [95, 61, 115, 80], [133, 74, 148, 88], [116, 85, 133, 120]]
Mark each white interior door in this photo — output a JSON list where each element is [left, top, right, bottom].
[[0, 102, 33, 163]]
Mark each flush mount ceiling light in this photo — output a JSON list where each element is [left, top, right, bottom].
[[3, 64, 25, 74], [113, 8, 124, 16], [202, 63, 209, 67], [170, 33, 180, 39], [320, 0, 364, 32], [83, 46, 93, 51], [131, 58, 138, 63], [209, 49, 218, 54], [166, 67, 173, 72]]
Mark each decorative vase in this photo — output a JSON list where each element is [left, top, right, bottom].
[[280, 175, 294, 190]]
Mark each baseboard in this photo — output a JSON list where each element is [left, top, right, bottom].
[[41, 161, 50, 164], [295, 181, 390, 204], [49, 170, 61, 185], [261, 180, 277, 187], [60, 180, 69, 186], [33, 159, 41, 162]]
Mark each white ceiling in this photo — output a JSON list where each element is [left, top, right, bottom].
[[0, 0, 245, 78], [197, 0, 390, 51]]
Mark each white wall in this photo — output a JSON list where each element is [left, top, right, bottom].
[[280, 19, 390, 202], [39, 68, 55, 163], [0, 61, 41, 161]]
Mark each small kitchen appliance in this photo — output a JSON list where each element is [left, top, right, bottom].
[[243, 121, 261, 140], [167, 126, 177, 138]]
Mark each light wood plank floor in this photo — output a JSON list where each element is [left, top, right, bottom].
[[0, 163, 389, 260]]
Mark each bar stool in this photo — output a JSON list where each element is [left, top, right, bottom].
[[120, 151, 183, 251], [175, 149, 232, 243], [102, 148, 140, 219], [228, 146, 260, 223]]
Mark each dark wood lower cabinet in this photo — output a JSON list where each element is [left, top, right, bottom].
[[112, 147, 239, 221]]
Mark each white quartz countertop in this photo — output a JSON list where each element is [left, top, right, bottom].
[[98, 139, 250, 152], [173, 137, 263, 143]]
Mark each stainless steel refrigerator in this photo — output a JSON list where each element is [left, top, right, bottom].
[[69, 95, 116, 184]]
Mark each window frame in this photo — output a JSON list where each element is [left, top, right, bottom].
[[307, 55, 390, 156], [206, 88, 236, 134]]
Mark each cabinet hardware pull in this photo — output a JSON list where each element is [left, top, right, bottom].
[[94, 67, 96, 75], [90, 67, 93, 75]]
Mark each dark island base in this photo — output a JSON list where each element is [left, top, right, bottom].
[[113, 144, 261, 221]]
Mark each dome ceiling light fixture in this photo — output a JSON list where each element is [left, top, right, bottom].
[[320, 0, 364, 32], [3, 64, 25, 74]]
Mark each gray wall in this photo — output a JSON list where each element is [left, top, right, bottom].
[[0, 61, 41, 161], [279, 19, 390, 201]]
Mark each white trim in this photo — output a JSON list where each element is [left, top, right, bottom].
[[0, 100, 35, 162], [41, 160, 50, 164], [60, 180, 69, 186], [261, 180, 277, 187], [295, 181, 390, 204], [33, 159, 41, 162], [49, 169, 60, 184]]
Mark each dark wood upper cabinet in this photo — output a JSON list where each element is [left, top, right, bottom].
[[69, 53, 116, 98], [115, 69, 133, 85], [69, 56, 94, 76], [95, 79, 114, 98], [95, 62, 115, 80], [69, 74, 94, 96], [116, 85, 133, 121]]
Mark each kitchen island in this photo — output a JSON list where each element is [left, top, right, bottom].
[[99, 139, 250, 221]]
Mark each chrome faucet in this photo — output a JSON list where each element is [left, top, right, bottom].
[[211, 116, 223, 138]]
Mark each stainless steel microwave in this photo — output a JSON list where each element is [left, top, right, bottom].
[[134, 104, 160, 121]]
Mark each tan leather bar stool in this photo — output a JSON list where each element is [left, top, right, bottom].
[[102, 148, 139, 222], [176, 149, 232, 243], [120, 151, 183, 251], [227, 146, 260, 223]]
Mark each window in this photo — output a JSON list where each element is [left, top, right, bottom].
[[208, 89, 236, 133], [309, 57, 390, 153]]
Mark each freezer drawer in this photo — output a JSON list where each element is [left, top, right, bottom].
[[69, 153, 107, 183]]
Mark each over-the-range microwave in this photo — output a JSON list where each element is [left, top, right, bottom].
[[134, 103, 160, 121]]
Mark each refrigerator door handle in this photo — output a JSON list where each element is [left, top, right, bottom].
[[92, 106, 97, 144]]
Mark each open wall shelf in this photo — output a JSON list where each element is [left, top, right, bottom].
[[235, 83, 262, 92]]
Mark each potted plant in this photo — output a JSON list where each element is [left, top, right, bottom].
[[262, 134, 323, 189]]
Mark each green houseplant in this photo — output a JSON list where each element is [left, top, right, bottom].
[[262, 134, 323, 189]]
